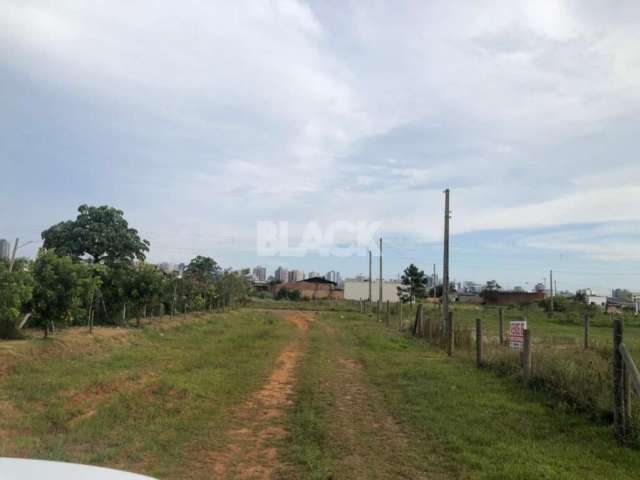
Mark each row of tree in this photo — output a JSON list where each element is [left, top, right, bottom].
[[0, 205, 249, 339]]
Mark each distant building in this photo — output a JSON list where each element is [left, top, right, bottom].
[[586, 295, 608, 309], [308, 271, 321, 279], [0, 239, 10, 260], [275, 277, 343, 300], [275, 266, 288, 283], [462, 281, 482, 294], [288, 269, 304, 282], [344, 280, 401, 302], [325, 270, 338, 283], [252, 266, 267, 282]]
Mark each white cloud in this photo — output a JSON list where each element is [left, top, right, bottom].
[[2, 0, 640, 273]]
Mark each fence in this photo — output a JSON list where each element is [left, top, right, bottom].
[[366, 302, 640, 446]]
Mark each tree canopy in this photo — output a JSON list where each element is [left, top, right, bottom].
[[397, 264, 428, 303], [483, 280, 502, 291], [184, 256, 220, 282], [41, 205, 150, 265]]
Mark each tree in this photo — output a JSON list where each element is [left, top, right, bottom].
[[129, 264, 165, 322], [41, 205, 150, 265], [0, 259, 33, 339], [483, 280, 502, 291], [397, 264, 428, 303], [32, 250, 94, 335], [185, 256, 220, 282]]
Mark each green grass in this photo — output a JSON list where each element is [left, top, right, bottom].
[[0, 310, 295, 478], [247, 297, 362, 312], [282, 311, 640, 479], [444, 303, 640, 347]]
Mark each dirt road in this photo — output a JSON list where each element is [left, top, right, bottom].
[[208, 311, 311, 479]]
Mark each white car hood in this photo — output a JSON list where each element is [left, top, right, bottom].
[[0, 458, 156, 479]]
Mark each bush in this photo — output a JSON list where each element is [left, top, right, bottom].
[[0, 260, 33, 339], [32, 250, 95, 331]]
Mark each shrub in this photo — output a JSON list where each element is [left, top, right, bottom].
[[0, 260, 33, 339]]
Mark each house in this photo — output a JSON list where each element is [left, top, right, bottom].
[[274, 277, 343, 300], [585, 295, 607, 309]]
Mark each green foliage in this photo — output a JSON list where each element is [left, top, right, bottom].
[[184, 256, 220, 282], [397, 263, 427, 303], [32, 250, 95, 329], [41, 204, 150, 265], [129, 263, 165, 316], [0, 259, 34, 338], [482, 279, 502, 291], [275, 287, 302, 301]]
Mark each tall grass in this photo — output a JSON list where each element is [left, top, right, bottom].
[[404, 306, 640, 444]]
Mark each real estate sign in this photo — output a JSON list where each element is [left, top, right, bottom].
[[509, 320, 527, 351]]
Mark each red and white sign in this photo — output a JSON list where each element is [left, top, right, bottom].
[[509, 320, 527, 351]]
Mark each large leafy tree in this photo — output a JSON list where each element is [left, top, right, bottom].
[[397, 264, 428, 303], [41, 205, 150, 265]]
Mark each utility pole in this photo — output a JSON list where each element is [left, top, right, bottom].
[[443, 189, 450, 332], [378, 237, 383, 322], [8, 238, 19, 273], [549, 269, 554, 313], [368, 249, 372, 303]]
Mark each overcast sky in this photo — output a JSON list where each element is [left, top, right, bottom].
[[2, 1, 640, 293]]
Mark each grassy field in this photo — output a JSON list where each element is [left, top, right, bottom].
[[282, 310, 640, 479], [2, 306, 639, 479], [0, 310, 295, 478]]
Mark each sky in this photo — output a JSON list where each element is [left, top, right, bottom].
[[1, 0, 640, 294]]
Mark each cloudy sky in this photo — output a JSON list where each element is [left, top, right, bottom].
[[2, 1, 640, 293]]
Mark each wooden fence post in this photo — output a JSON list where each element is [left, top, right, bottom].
[[613, 319, 625, 443], [476, 318, 483, 367], [584, 313, 589, 350], [522, 329, 531, 382], [498, 308, 504, 345], [447, 312, 454, 357], [386, 300, 390, 325], [412, 304, 422, 336], [426, 314, 432, 341]]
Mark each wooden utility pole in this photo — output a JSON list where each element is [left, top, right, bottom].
[[443, 189, 451, 332], [378, 237, 383, 322], [368, 250, 372, 303], [8, 238, 19, 273]]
